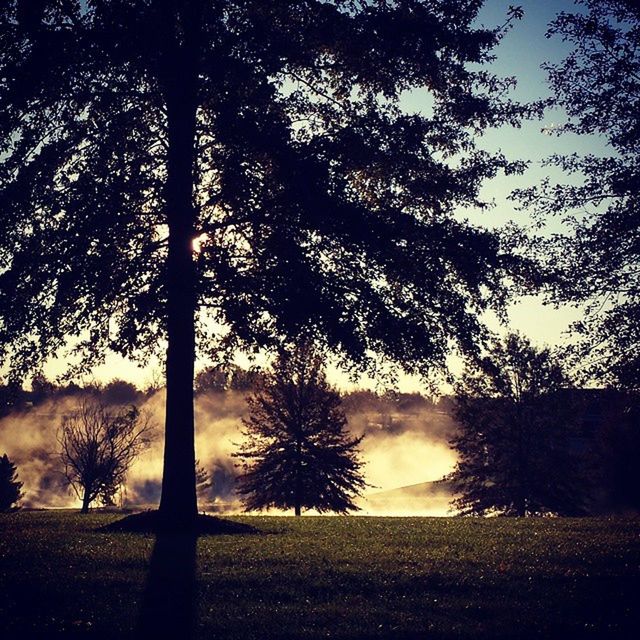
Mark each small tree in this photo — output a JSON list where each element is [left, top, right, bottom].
[[0, 454, 23, 512], [195, 460, 213, 503], [445, 333, 587, 516], [58, 401, 153, 513], [235, 345, 367, 515]]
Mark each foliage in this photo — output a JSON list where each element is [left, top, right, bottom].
[[597, 393, 640, 511], [0, 1, 532, 378], [57, 400, 153, 512], [30, 372, 56, 405], [195, 365, 263, 395], [340, 389, 384, 414], [101, 379, 141, 405], [195, 367, 229, 395], [446, 333, 588, 516], [341, 389, 434, 415], [235, 344, 367, 515], [514, 0, 640, 389], [228, 367, 264, 393], [0, 380, 23, 417], [0, 453, 23, 511]]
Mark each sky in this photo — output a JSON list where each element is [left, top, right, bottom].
[[42, 0, 612, 393], [464, 0, 598, 344]]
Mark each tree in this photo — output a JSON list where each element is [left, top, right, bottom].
[[0, 379, 23, 417], [194, 364, 263, 394], [30, 372, 56, 405], [445, 333, 587, 516], [194, 366, 229, 395], [228, 366, 264, 393], [235, 344, 367, 515], [515, 0, 640, 389], [195, 459, 213, 503], [101, 378, 141, 405], [0, 2, 531, 526], [58, 400, 154, 513], [0, 453, 23, 511]]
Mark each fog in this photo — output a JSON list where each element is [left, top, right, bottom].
[[0, 391, 458, 515]]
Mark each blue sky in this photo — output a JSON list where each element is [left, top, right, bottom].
[[474, 1, 608, 344]]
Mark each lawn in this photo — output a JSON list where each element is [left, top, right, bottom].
[[0, 512, 639, 639]]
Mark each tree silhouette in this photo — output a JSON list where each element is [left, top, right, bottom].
[[195, 459, 213, 503], [445, 334, 587, 516], [515, 0, 640, 389], [0, 453, 23, 512], [101, 379, 141, 405], [58, 400, 154, 513], [30, 373, 56, 406], [194, 366, 229, 395], [235, 344, 367, 515], [0, 380, 23, 418], [0, 2, 530, 526]]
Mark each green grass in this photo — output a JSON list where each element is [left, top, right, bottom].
[[1, 512, 639, 639]]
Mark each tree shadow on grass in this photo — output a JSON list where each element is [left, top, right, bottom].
[[99, 511, 257, 639], [136, 532, 198, 639]]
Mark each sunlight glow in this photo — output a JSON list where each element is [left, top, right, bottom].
[[192, 233, 209, 254]]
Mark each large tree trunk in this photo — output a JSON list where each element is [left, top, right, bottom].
[[158, 3, 201, 527]]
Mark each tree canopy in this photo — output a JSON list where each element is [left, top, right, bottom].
[[446, 333, 588, 517], [0, 1, 531, 523], [515, 0, 640, 389], [235, 343, 367, 515], [0, 0, 530, 374]]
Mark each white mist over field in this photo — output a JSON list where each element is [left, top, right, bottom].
[[0, 391, 458, 515]]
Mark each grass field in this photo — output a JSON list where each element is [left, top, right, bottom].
[[1, 512, 639, 639]]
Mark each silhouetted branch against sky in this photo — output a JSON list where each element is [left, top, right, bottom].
[[0, 1, 613, 394], [512, 0, 640, 389], [1, 0, 542, 384]]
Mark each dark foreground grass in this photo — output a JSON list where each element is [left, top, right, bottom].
[[0, 512, 639, 639]]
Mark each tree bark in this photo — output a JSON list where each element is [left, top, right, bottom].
[[294, 435, 302, 516], [158, 2, 201, 527], [81, 489, 91, 514]]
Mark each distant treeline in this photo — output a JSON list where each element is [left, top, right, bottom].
[[0, 366, 441, 418], [2, 366, 638, 516]]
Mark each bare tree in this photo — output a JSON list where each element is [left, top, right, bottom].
[[58, 401, 154, 513]]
